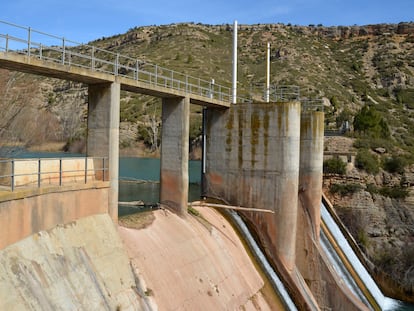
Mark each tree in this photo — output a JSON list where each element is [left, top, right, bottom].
[[353, 105, 390, 138]]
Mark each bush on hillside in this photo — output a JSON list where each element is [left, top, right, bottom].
[[355, 149, 380, 174], [383, 156, 407, 174], [323, 157, 347, 175]]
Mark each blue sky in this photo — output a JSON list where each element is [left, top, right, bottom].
[[1, 0, 413, 43]]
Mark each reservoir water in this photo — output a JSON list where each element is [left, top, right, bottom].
[[118, 157, 202, 215]]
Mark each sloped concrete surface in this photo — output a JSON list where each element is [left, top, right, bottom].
[[119, 206, 275, 311], [0, 214, 151, 311]]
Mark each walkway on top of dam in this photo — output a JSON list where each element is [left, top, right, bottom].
[[0, 20, 232, 108]]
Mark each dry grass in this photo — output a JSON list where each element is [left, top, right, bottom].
[[118, 211, 155, 230]]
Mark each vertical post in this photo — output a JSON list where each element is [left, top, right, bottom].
[[232, 20, 238, 104], [84, 157, 88, 184], [91, 46, 95, 70], [135, 60, 139, 80], [201, 107, 207, 197], [5, 34, 9, 53], [27, 27, 31, 57], [39, 44, 43, 59], [38, 159, 41, 188], [59, 158, 62, 186], [266, 42, 270, 103], [102, 157, 105, 181], [115, 53, 119, 75], [11, 159, 14, 192], [62, 38, 65, 64]]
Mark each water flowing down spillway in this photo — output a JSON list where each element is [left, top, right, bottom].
[[320, 202, 407, 311], [229, 211, 298, 311]]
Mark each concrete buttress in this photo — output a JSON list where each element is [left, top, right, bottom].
[[160, 96, 190, 216], [87, 82, 120, 222]]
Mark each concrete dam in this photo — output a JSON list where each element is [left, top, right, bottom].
[[0, 20, 396, 310]]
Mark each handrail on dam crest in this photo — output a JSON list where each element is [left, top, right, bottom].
[[0, 20, 233, 102], [0, 157, 108, 192]]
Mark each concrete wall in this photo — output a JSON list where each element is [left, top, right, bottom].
[[0, 184, 109, 250]]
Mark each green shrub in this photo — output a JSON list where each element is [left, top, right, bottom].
[[383, 156, 406, 174], [323, 158, 347, 175], [379, 186, 409, 199], [366, 183, 379, 194], [355, 149, 380, 174], [330, 183, 362, 196]]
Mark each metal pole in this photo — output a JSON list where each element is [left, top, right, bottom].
[[84, 157, 88, 184], [27, 27, 31, 57], [62, 38, 65, 64], [91, 46, 95, 70], [232, 20, 238, 104], [102, 157, 105, 181], [59, 158, 62, 186], [266, 42, 270, 103], [11, 159, 14, 192], [38, 159, 41, 188], [5, 34, 9, 52]]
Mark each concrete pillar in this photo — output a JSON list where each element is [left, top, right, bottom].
[[295, 111, 325, 301], [298, 111, 324, 239], [272, 102, 301, 272], [160, 96, 190, 216], [87, 82, 120, 223]]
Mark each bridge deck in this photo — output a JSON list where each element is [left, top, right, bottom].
[[0, 52, 229, 108]]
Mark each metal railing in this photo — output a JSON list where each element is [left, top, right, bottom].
[[0, 20, 234, 102], [0, 156, 108, 192]]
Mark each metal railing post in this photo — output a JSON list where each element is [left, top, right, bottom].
[[27, 27, 31, 57], [91, 46, 95, 70], [11, 159, 15, 192], [84, 157, 88, 184], [155, 65, 158, 86], [59, 158, 62, 186], [38, 159, 41, 188], [62, 38, 65, 64], [5, 34, 9, 52], [102, 157, 105, 181], [115, 53, 119, 75], [39, 43, 43, 60], [135, 60, 139, 80]]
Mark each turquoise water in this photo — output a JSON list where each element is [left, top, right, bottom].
[[118, 157, 202, 215]]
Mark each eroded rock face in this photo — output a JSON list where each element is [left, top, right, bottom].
[[323, 135, 414, 301]]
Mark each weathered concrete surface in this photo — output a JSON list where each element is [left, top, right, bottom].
[[0, 214, 152, 311], [0, 184, 109, 250], [160, 96, 190, 216], [204, 102, 301, 272], [119, 206, 280, 310], [88, 82, 120, 222]]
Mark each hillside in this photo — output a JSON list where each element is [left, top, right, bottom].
[[1, 21, 414, 299]]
